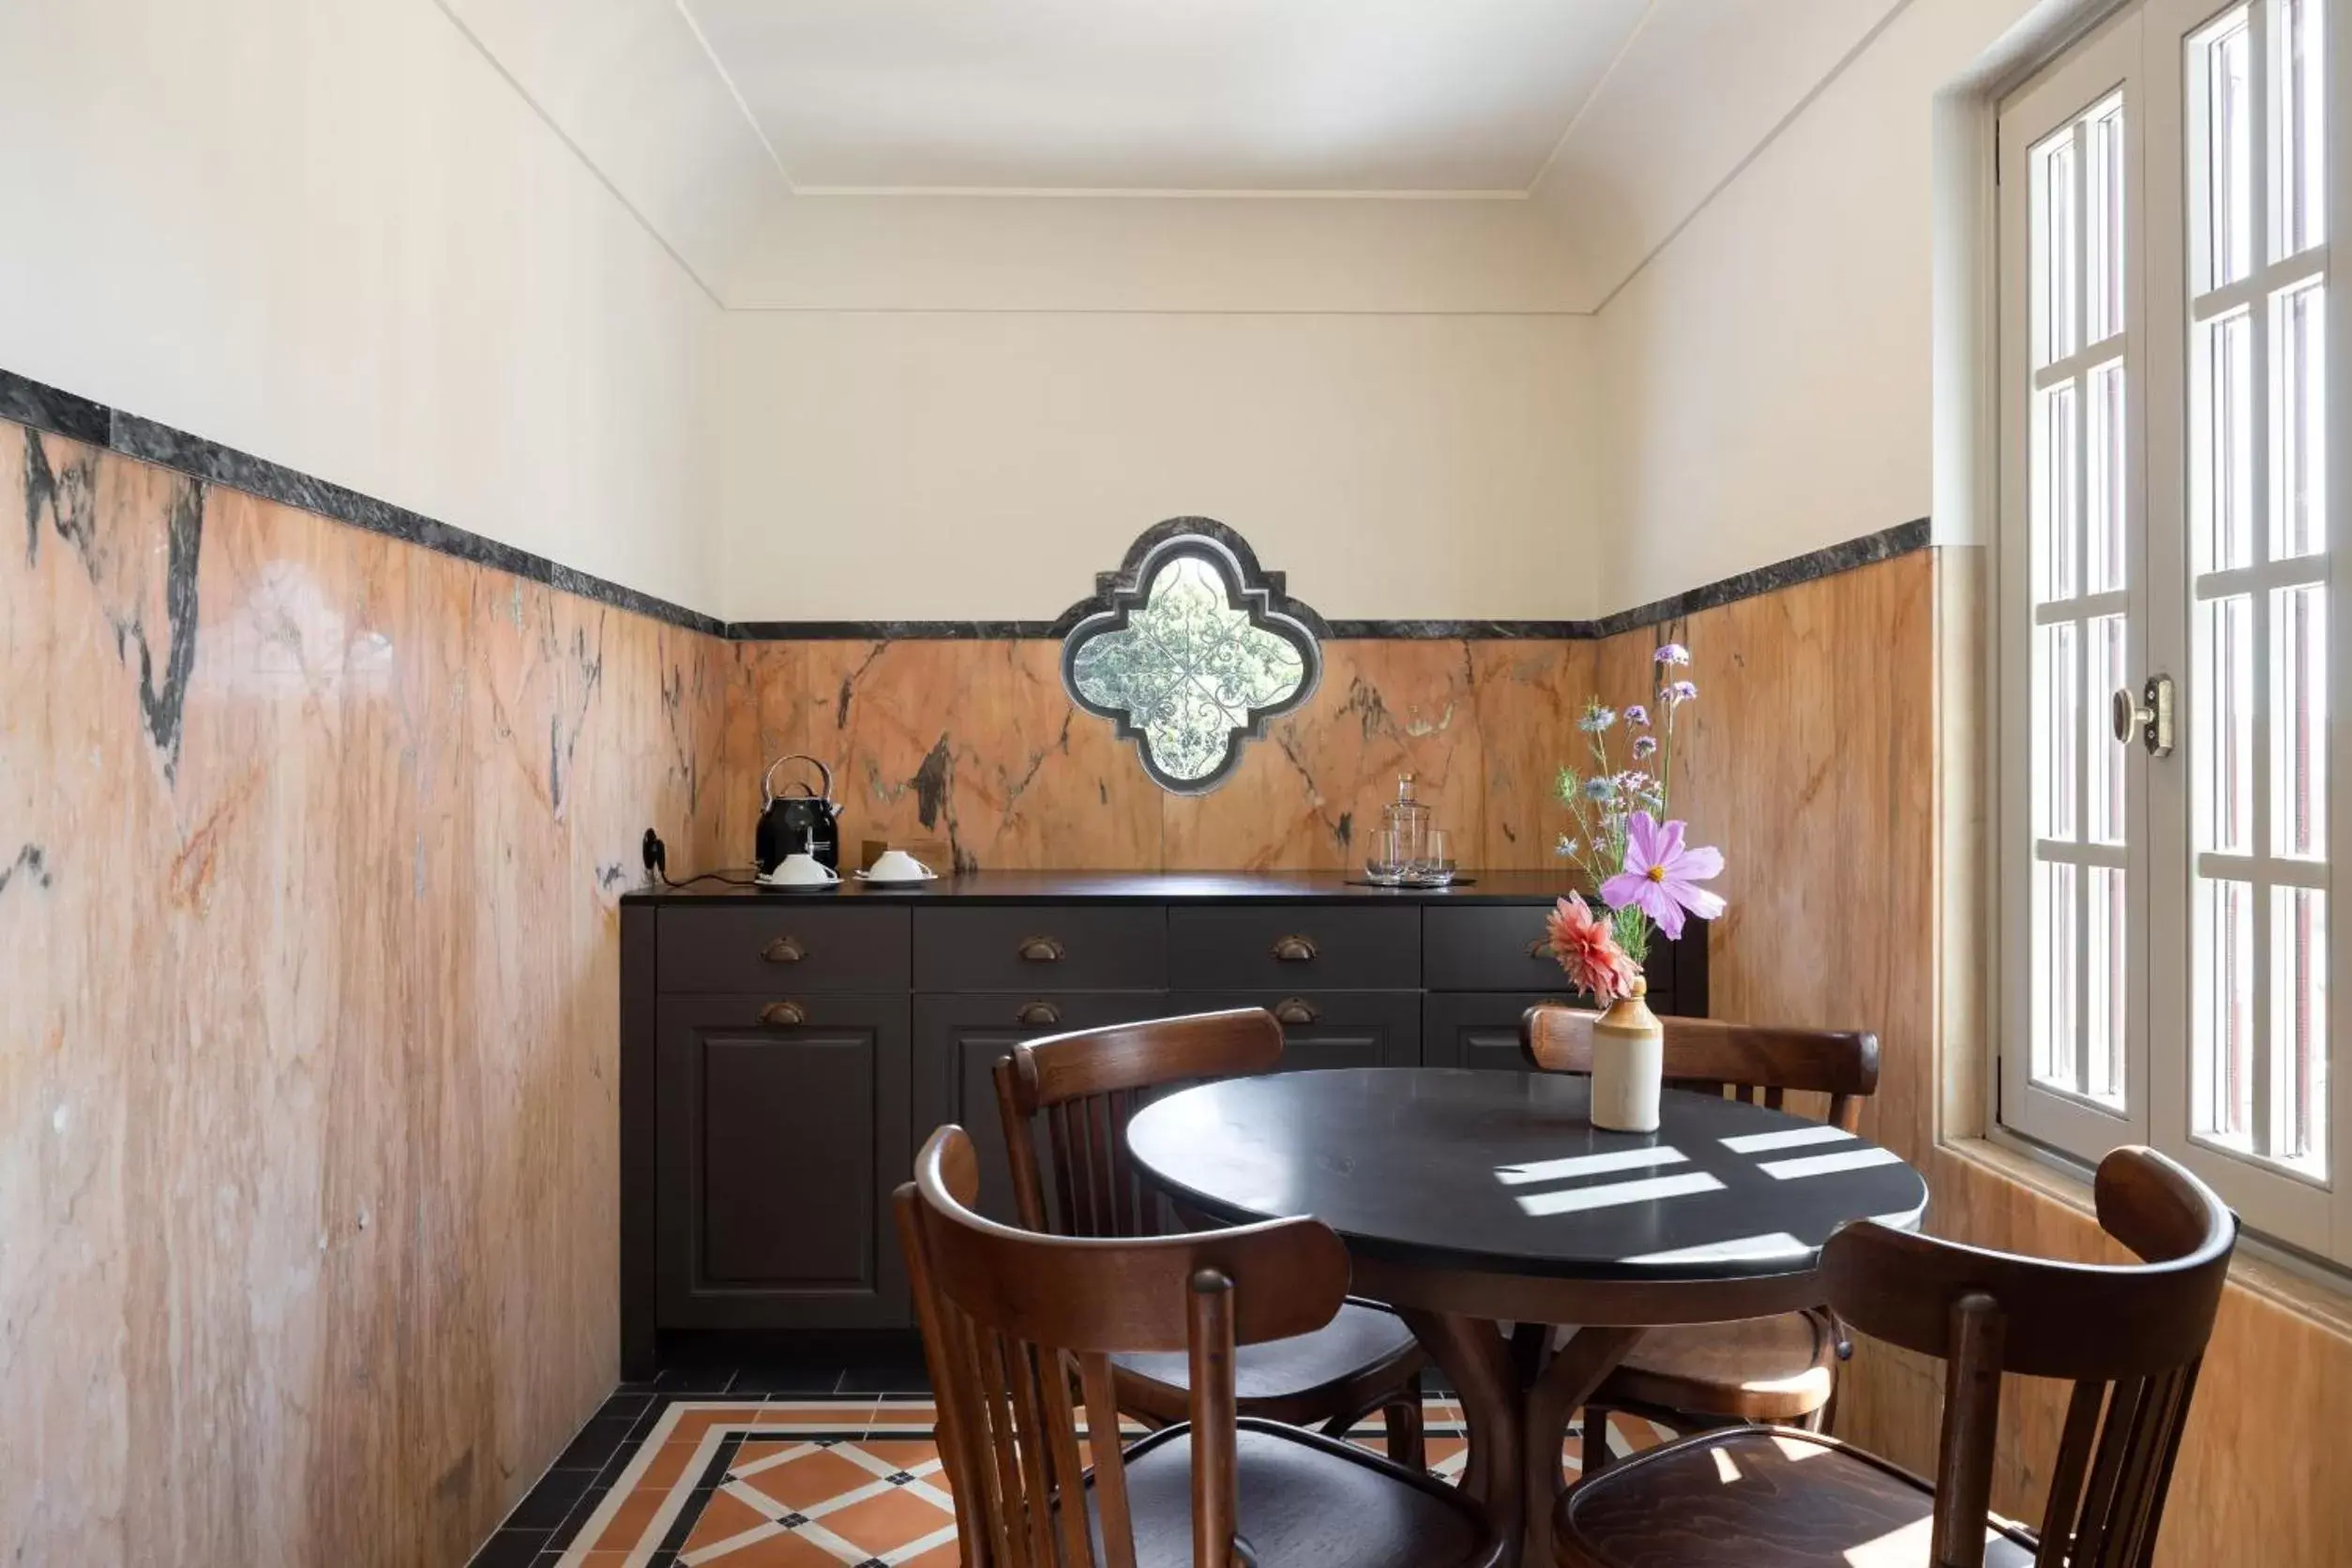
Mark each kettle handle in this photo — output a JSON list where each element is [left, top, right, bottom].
[[761, 753, 837, 808]]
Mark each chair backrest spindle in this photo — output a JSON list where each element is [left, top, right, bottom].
[[1520, 1006, 1880, 1133], [897, 1124, 1349, 1568], [1820, 1147, 2236, 1568], [999, 1009, 1286, 1239]]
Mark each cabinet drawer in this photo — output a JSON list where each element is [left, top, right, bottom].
[[1168, 906, 1421, 990], [914, 906, 1166, 990], [658, 905, 911, 993], [1424, 904, 1675, 994], [1171, 990, 1421, 1071]]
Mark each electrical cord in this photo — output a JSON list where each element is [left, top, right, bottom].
[[641, 828, 762, 889]]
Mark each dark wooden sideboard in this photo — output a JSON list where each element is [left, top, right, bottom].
[[618, 871, 1707, 1376]]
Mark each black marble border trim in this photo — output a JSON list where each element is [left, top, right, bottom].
[[745, 520, 1930, 641], [2, 366, 729, 638], [3, 366, 1930, 644]]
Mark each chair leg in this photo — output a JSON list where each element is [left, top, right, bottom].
[[1580, 1405, 1614, 1476], [1381, 1375, 1427, 1472]]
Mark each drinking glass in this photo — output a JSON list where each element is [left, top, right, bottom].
[[1408, 829, 1456, 887], [1364, 827, 1407, 885]]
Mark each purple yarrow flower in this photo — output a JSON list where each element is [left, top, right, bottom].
[[1666, 680, 1698, 706], [1600, 811, 1726, 941], [1632, 735, 1658, 760], [1654, 642, 1692, 666], [1624, 704, 1651, 727]]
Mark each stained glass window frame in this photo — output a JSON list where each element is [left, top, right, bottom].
[[1059, 523, 1324, 794]]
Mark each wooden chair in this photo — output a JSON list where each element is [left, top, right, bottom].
[[1521, 1005, 1881, 1470], [896, 1124, 1504, 1568], [995, 1008, 1429, 1470], [1553, 1145, 2237, 1568]]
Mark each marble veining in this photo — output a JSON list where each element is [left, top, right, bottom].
[[0, 415, 728, 1568]]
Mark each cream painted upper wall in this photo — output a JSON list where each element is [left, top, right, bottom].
[[717, 310, 1599, 623], [1593, 0, 2036, 610], [725, 195, 1588, 313], [0, 0, 722, 616]]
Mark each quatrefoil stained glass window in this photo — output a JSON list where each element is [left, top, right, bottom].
[[1060, 524, 1324, 793]]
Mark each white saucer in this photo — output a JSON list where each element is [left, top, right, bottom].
[[854, 869, 938, 886], [759, 875, 841, 892]]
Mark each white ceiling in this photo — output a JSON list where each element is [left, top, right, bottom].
[[679, 0, 1651, 193], [441, 0, 1910, 309]]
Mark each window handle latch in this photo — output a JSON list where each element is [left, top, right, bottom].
[[2111, 674, 2175, 759]]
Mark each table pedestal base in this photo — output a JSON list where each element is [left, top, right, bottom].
[[1401, 1311, 1645, 1568]]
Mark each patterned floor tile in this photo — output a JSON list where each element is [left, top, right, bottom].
[[543, 1392, 1663, 1565]]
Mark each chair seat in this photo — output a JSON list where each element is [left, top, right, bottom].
[[1597, 1311, 1837, 1423], [1558, 1426, 2038, 1568], [1093, 1418, 1500, 1568], [1111, 1300, 1422, 1421]]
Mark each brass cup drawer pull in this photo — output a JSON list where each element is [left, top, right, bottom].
[[758, 1000, 807, 1029], [1272, 997, 1320, 1027], [1270, 934, 1319, 963], [1016, 935, 1066, 963], [1527, 938, 1557, 960], [1015, 1000, 1063, 1028], [762, 935, 807, 964]]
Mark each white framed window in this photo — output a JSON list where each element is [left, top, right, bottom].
[[1998, 0, 2349, 1261]]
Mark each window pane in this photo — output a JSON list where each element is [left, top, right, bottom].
[[2037, 129, 2081, 364], [2195, 877, 2259, 1148], [2041, 620, 2082, 841], [2271, 886, 2329, 1171], [2036, 859, 2081, 1092], [2271, 280, 2328, 561], [2089, 613, 2130, 844], [2087, 98, 2127, 342], [2088, 865, 2129, 1105], [2199, 595, 2257, 853], [2199, 12, 2255, 289], [2037, 382, 2083, 598], [2278, 0, 2327, 257], [2196, 309, 2256, 571], [2088, 359, 2129, 591], [2272, 584, 2329, 858]]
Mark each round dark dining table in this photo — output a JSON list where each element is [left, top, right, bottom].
[[1125, 1065, 1929, 1567]]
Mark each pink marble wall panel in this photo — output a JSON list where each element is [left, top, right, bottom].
[[0, 421, 723, 1566]]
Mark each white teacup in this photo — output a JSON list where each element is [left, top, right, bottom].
[[867, 849, 936, 882], [765, 852, 840, 887]]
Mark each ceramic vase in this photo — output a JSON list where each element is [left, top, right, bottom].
[[1590, 977, 1665, 1133]]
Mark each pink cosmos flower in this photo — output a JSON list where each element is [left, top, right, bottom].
[[1601, 811, 1726, 941], [1545, 894, 1641, 1004]]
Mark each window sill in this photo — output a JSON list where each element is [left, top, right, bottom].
[[1944, 1134, 2352, 1341]]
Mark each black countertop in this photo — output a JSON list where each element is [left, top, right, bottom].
[[623, 868, 1588, 906]]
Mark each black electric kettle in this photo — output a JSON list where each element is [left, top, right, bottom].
[[756, 754, 842, 874]]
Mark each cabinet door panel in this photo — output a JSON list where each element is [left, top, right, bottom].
[[656, 994, 910, 1328], [1168, 906, 1421, 989], [1170, 990, 1421, 1071], [912, 992, 1171, 1222]]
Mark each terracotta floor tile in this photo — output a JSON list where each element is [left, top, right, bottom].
[[855, 1439, 945, 1470], [819, 1485, 961, 1558], [732, 1447, 882, 1512], [683, 1486, 776, 1551], [580, 1484, 668, 1552], [695, 1530, 844, 1566]]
